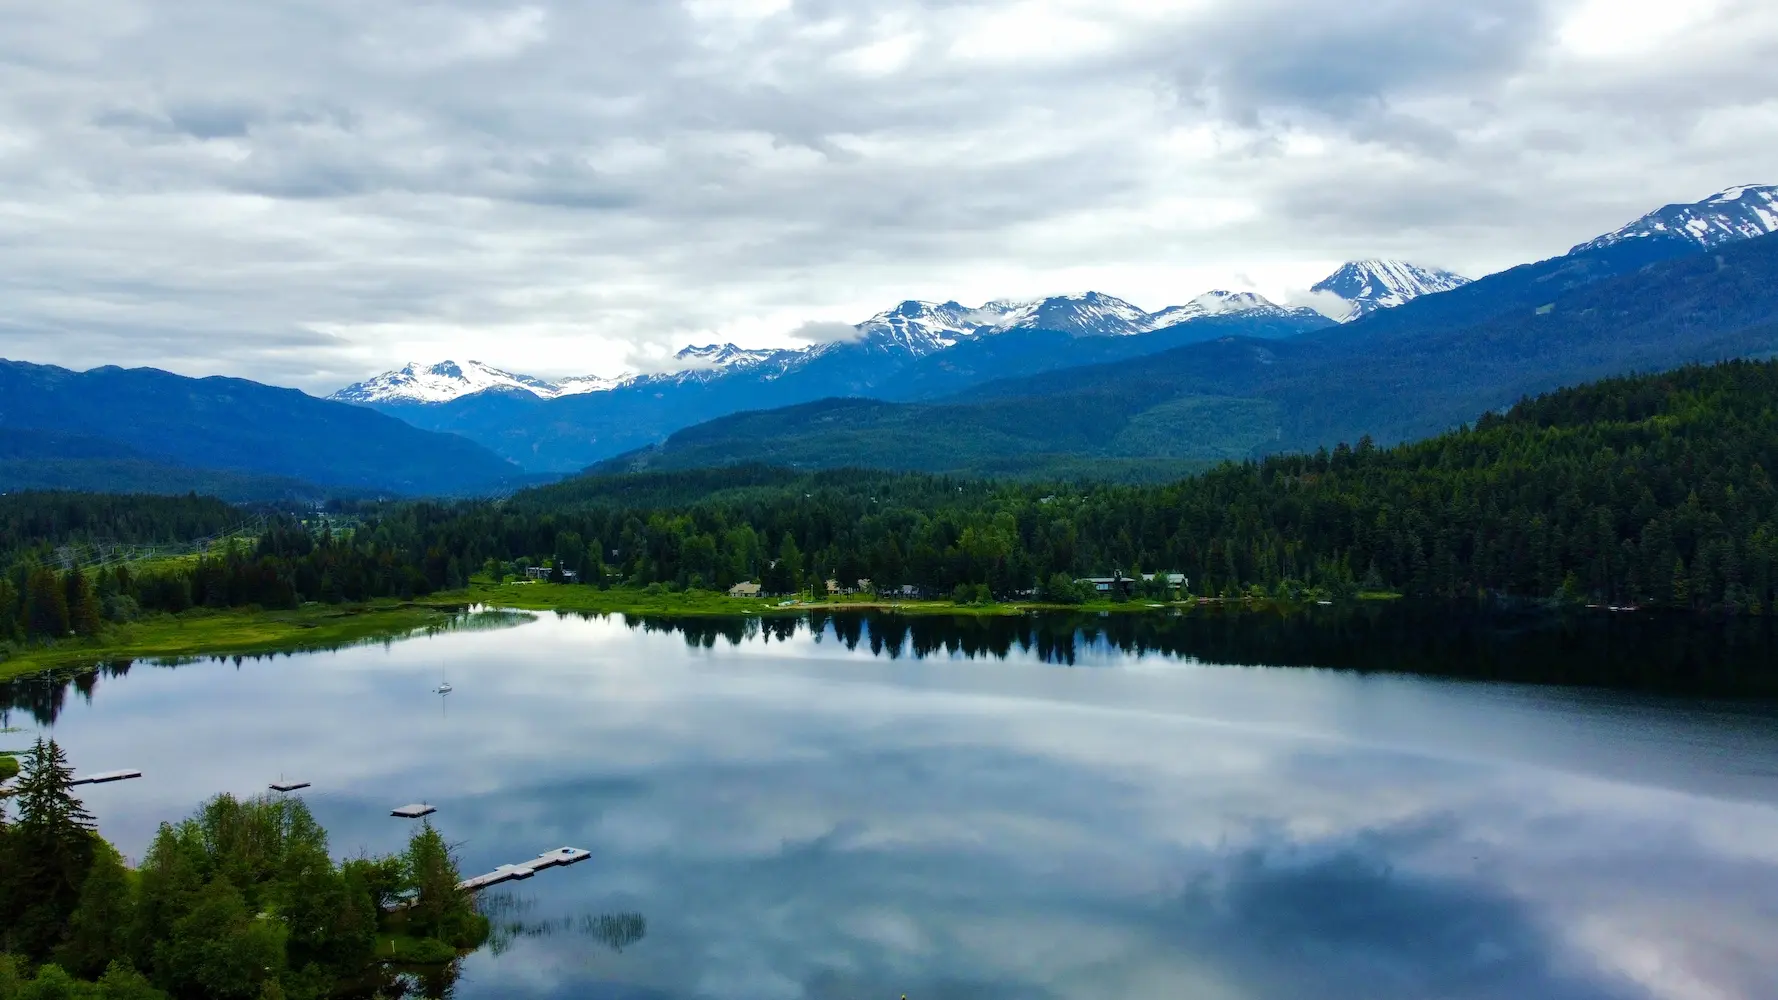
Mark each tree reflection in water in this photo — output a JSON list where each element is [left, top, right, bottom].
[[6, 603, 1776, 728]]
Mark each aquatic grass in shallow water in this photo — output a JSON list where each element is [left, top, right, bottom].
[[478, 892, 648, 957]]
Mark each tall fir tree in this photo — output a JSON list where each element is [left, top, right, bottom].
[[65, 564, 102, 636], [4, 738, 98, 959], [24, 565, 70, 638]]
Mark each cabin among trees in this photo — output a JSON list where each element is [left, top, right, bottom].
[[1078, 574, 1137, 597]]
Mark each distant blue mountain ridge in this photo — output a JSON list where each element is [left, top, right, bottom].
[[5, 183, 1773, 497]]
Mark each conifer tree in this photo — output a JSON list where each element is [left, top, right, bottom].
[[4, 738, 98, 959], [66, 564, 102, 636], [24, 565, 70, 638]]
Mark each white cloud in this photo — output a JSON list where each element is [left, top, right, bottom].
[[0, 0, 1772, 391], [1557, 0, 1726, 58], [787, 319, 866, 344]]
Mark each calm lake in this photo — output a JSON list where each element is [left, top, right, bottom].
[[5, 606, 1778, 1000]]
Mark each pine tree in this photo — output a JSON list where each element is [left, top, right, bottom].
[[0, 576, 19, 642], [24, 565, 70, 638], [66, 565, 103, 637], [5, 738, 98, 958]]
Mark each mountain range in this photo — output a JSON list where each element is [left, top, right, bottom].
[[331, 260, 1458, 410], [8, 183, 1775, 497], [600, 184, 1778, 480], [323, 259, 1487, 472]]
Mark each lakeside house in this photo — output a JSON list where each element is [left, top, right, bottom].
[[728, 582, 763, 597], [1078, 573, 1136, 597], [1077, 572, 1188, 597], [524, 565, 578, 582]]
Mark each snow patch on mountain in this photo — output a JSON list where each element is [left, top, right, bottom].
[[855, 300, 991, 352], [553, 374, 635, 396], [1572, 184, 1778, 254], [986, 292, 1153, 337], [1148, 290, 1321, 328], [673, 343, 780, 370], [1308, 260, 1472, 322], [329, 360, 569, 405], [335, 274, 1442, 407]]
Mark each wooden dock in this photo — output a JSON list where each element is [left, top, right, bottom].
[[391, 803, 437, 818], [457, 847, 591, 892], [70, 770, 141, 786]]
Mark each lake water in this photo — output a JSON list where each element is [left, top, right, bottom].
[[5, 607, 1778, 1000]]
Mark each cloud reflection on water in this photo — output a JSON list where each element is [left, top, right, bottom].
[[8, 610, 1778, 999]]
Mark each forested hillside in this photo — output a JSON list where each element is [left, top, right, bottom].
[[469, 359, 1778, 610], [3, 360, 1775, 642], [0, 430, 334, 501], [0, 493, 244, 566], [0, 361, 524, 496]]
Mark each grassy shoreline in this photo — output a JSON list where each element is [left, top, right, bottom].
[[0, 601, 466, 683], [0, 582, 1404, 683]]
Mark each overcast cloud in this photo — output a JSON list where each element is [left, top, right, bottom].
[[1, 0, 1775, 391]]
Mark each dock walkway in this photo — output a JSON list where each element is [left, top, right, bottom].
[[457, 847, 591, 892], [70, 770, 141, 786]]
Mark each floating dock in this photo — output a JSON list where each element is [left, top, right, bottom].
[[270, 781, 311, 792], [391, 803, 437, 819], [70, 770, 141, 786], [457, 847, 591, 892]]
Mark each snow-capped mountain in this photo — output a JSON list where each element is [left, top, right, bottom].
[[333, 277, 1437, 407], [655, 343, 801, 386], [1572, 184, 1778, 254], [1148, 290, 1323, 329], [1310, 260, 1472, 322], [329, 360, 570, 405], [987, 292, 1153, 337], [553, 374, 635, 396], [330, 360, 640, 405], [854, 300, 1001, 352], [672, 343, 781, 371]]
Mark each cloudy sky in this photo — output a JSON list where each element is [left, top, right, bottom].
[[1, 0, 1774, 392]]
